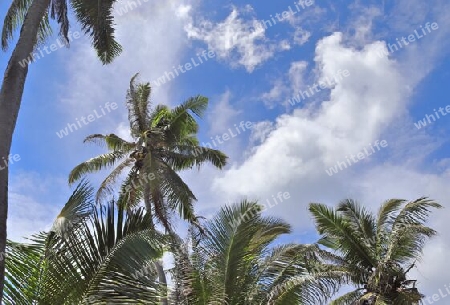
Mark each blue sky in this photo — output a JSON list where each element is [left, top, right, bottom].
[[2, 0, 450, 300]]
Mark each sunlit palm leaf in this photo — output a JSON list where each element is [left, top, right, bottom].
[[51, 179, 94, 237]]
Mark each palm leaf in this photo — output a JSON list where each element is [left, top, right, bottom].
[[164, 145, 228, 171], [126, 73, 150, 137], [309, 203, 375, 267], [96, 158, 134, 203], [68, 151, 125, 184], [51, 179, 94, 237], [330, 288, 365, 305], [70, 0, 122, 64], [84, 133, 136, 152], [4, 236, 46, 305]]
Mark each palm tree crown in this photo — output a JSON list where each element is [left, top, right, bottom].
[[69, 74, 227, 231], [173, 201, 335, 305], [308, 197, 442, 305]]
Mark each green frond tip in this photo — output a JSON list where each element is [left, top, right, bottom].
[[51, 179, 94, 237], [70, 0, 123, 64]]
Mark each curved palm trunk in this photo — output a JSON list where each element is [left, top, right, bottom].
[[0, 0, 51, 300]]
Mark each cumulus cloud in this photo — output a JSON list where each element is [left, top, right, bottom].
[[213, 32, 407, 199]]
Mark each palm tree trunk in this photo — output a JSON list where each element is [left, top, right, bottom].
[[155, 259, 169, 305], [143, 186, 168, 305], [0, 0, 51, 301]]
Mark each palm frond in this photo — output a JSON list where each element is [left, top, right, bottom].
[[164, 145, 228, 171], [96, 158, 134, 203], [32, 201, 165, 304], [330, 288, 365, 305], [376, 199, 405, 230], [131, 150, 195, 231], [70, 0, 122, 64], [384, 224, 437, 265], [337, 199, 376, 247], [117, 167, 144, 209], [4, 236, 46, 305], [392, 197, 442, 228], [158, 161, 197, 223], [68, 151, 125, 184], [51, 180, 94, 238], [126, 73, 151, 137], [202, 201, 291, 303], [309, 203, 376, 268], [50, 0, 69, 43], [84, 133, 136, 152], [164, 96, 209, 141]]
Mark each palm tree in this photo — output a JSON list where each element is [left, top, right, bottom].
[[68, 74, 227, 231], [308, 197, 442, 305], [172, 200, 335, 305], [68, 74, 227, 305], [4, 181, 167, 304], [0, 0, 122, 298]]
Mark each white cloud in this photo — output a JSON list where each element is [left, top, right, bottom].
[[293, 28, 311, 45], [260, 80, 288, 108], [207, 90, 241, 136], [259, 61, 308, 108], [288, 61, 309, 93], [213, 32, 407, 198], [184, 6, 288, 72], [248, 121, 275, 148], [8, 172, 65, 242], [345, 5, 382, 45]]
